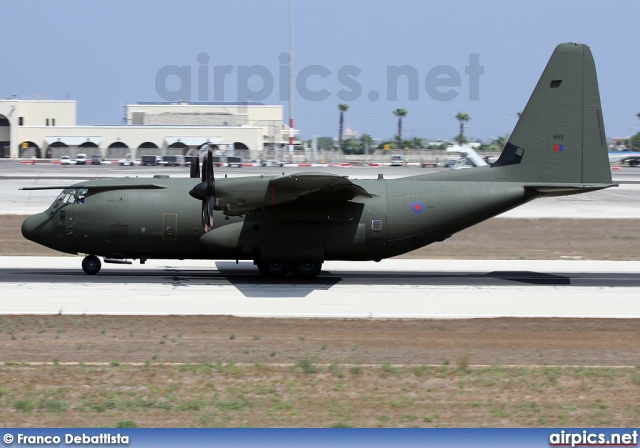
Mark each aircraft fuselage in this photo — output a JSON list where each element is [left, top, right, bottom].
[[22, 174, 534, 264]]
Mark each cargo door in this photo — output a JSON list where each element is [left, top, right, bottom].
[[109, 224, 129, 256]]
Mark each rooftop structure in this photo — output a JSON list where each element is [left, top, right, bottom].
[[0, 99, 298, 159]]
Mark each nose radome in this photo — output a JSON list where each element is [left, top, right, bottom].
[[21, 213, 49, 243]]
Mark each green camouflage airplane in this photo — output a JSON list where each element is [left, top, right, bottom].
[[21, 43, 615, 278]]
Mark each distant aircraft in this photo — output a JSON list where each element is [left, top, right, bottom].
[[608, 151, 640, 167], [445, 144, 488, 169], [21, 43, 616, 278]]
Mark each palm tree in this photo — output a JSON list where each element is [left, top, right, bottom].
[[360, 133, 373, 155], [338, 104, 349, 152], [411, 136, 423, 149], [393, 108, 408, 150], [455, 112, 471, 146]]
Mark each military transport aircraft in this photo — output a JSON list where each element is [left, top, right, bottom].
[[21, 43, 616, 278]]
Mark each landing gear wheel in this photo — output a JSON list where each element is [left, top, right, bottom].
[[257, 262, 290, 277], [291, 262, 322, 278], [82, 255, 101, 275]]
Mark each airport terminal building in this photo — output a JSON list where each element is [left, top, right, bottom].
[[0, 99, 297, 159]]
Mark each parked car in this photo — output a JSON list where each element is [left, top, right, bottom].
[[442, 157, 463, 168], [161, 155, 185, 166], [90, 154, 101, 165], [59, 156, 74, 165], [450, 158, 474, 170], [140, 155, 161, 166], [75, 153, 88, 165], [260, 160, 286, 167], [227, 156, 243, 168], [119, 155, 135, 166], [390, 154, 405, 166]]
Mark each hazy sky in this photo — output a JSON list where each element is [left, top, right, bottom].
[[1, 0, 638, 142]]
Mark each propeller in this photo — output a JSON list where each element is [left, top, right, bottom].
[[189, 154, 200, 179], [189, 148, 215, 232]]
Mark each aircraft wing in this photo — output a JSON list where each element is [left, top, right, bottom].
[[75, 181, 169, 192], [215, 172, 372, 216], [269, 172, 372, 197], [20, 186, 81, 191], [21, 180, 168, 192]]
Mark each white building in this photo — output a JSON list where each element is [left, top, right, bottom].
[[0, 99, 297, 159]]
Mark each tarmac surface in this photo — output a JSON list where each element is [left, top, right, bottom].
[[1, 257, 639, 318], [2, 161, 638, 320]]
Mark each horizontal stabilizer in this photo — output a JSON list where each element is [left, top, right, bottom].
[[525, 182, 617, 197]]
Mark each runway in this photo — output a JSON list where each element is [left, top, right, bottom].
[[3, 164, 639, 320], [1, 257, 639, 318]]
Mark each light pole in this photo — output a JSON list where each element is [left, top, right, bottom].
[[312, 133, 317, 162], [288, 0, 294, 160]]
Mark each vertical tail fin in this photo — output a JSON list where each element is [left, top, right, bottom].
[[493, 43, 612, 185]]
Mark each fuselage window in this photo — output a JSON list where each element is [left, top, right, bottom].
[[51, 189, 88, 209]]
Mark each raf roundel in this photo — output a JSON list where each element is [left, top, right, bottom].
[[410, 201, 424, 214]]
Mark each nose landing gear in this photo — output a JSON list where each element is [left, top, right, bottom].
[[81, 255, 101, 275]]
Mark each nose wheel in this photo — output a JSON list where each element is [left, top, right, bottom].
[[82, 255, 101, 275]]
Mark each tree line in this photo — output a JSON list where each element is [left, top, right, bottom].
[[319, 104, 480, 154]]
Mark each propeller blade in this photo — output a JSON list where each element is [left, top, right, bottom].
[[201, 150, 208, 183], [190, 155, 200, 179], [203, 195, 214, 232], [205, 148, 215, 193], [190, 147, 216, 232]]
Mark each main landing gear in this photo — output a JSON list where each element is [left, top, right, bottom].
[[256, 262, 323, 278], [81, 255, 101, 275], [78, 256, 322, 278]]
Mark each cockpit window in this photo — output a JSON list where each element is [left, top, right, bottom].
[[52, 188, 88, 209]]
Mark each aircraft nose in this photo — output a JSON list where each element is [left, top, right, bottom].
[[21, 212, 51, 243]]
